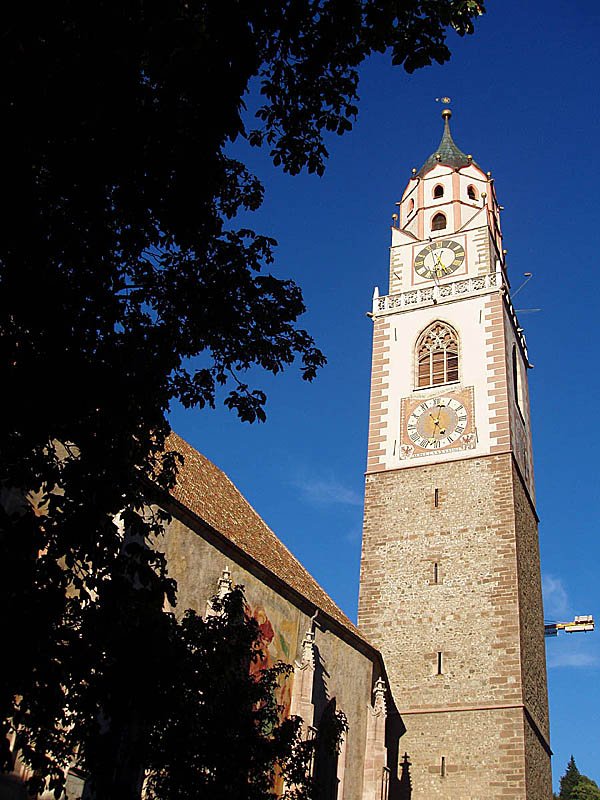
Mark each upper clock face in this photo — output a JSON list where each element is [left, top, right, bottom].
[[414, 240, 465, 279], [407, 397, 468, 450]]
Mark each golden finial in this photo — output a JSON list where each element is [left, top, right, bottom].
[[436, 96, 452, 120]]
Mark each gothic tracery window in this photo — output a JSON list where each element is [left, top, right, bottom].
[[416, 322, 459, 387]]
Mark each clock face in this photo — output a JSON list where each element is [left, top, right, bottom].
[[407, 397, 468, 450], [414, 240, 465, 279]]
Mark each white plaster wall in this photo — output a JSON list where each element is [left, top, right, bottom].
[[380, 293, 496, 470], [388, 224, 492, 295]]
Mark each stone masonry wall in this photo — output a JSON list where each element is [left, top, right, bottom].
[[524, 718, 553, 800], [396, 707, 526, 799], [512, 464, 549, 738], [359, 452, 550, 799], [512, 464, 552, 798]]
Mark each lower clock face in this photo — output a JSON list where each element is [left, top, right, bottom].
[[414, 240, 465, 279], [407, 397, 468, 449]]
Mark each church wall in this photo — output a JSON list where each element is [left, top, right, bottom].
[[512, 463, 549, 741], [311, 627, 374, 800], [524, 718, 553, 800], [359, 453, 535, 798], [368, 292, 504, 474], [362, 112, 549, 799], [388, 222, 492, 294], [393, 706, 527, 800], [161, 514, 382, 800], [360, 454, 523, 711]]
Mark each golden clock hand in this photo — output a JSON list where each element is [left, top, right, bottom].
[[427, 257, 438, 280], [428, 413, 440, 437]]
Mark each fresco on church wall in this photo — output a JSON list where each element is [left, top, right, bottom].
[[246, 600, 298, 721]]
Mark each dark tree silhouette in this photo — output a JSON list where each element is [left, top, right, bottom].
[[0, 1, 484, 795]]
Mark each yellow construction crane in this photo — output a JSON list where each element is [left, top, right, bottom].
[[544, 615, 595, 637]]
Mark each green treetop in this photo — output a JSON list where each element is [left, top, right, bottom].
[[558, 757, 600, 800]]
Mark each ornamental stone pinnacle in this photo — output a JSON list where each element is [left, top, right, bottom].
[[373, 677, 387, 716], [299, 629, 316, 670], [216, 564, 232, 598], [205, 564, 233, 617]]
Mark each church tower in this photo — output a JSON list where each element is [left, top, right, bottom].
[[358, 109, 552, 799]]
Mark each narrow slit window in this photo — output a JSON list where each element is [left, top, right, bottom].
[[431, 212, 446, 231], [434, 488, 439, 508], [441, 756, 446, 777], [512, 344, 525, 414], [433, 562, 439, 584], [437, 652, 443, 675]]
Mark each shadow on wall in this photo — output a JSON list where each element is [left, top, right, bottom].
[[313, 698, 342, 800], [310, 645, 338, 800], [310, 642, 410, 800], [386, 693, 408, 800], [396, 752, 412, 800]]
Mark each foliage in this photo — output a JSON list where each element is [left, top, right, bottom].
[[0, 1, 483, 795], [16, 587, 343, 800], [561, 757, 584, 800], [558, 757, 600, 800], [571, 778, 600, 800], [144, 588, 310, 800]]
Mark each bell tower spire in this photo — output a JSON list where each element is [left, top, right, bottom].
[[390, 108, 503, 296], [359, 111, 552, 799], [418, 107, 473, 176]]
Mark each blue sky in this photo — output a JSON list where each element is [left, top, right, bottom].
[[170, 0, 600, 788]]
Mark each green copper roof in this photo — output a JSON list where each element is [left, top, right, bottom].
[[418, 110, 476, 176]]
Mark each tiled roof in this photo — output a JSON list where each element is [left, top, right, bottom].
[[166, 432, 370, 647], [418, 110, 478, 176]]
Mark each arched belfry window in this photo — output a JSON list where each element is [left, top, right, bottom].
[[433, 184, 444, 199], [467, 184, 478, 201], [431, 212, 446, 231], [416, 322, 459, 388]]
